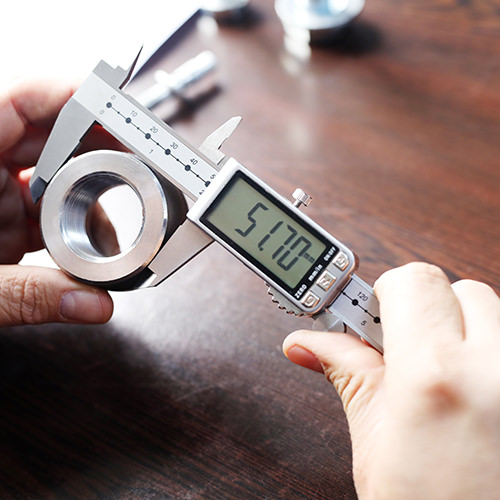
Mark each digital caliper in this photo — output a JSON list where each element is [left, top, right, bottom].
[[30, 53, 383, 353]]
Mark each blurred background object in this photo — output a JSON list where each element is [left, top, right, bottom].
[[137, 51, 217, 109], [275, 0, 365, 44], [201, 0, 250, 22]]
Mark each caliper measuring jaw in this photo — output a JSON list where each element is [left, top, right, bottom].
[[30, 51, 141, 204], [30, 52, 384, 353]]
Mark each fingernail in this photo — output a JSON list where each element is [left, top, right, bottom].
[[286, 345, 324, 373], [60, 290, 112, 323]]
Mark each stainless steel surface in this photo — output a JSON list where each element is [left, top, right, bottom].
[[30, 56, 220, 204], [324, 274, 383, 352], [72, 71, 219, 201], [312, 310, 346, 332], [199, 116, 242, 166], [40, 151, 187, 290], [29, 54, 141, 204], [147, 219, 214, 287]]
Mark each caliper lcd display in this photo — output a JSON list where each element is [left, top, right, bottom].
[[200, 172, 336, 294]]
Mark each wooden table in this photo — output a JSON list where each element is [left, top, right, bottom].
[[1, 1, 499, 498]]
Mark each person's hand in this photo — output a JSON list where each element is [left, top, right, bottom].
[[0, 79, 116, 326], [283, 262, 500, 500]]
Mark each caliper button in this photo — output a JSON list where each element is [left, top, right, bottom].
[[317, 270, 336, 291], [302, 291, 320, 309], [333, 251, 349, 271]]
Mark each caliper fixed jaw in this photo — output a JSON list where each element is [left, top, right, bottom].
[[30, 51, 142, 205], [29, 98, 96, 204]]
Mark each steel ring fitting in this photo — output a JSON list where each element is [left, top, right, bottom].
[[40, 150, 187, 290]]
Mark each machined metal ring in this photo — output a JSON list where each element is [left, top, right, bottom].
[[40, 150, 187, 290]]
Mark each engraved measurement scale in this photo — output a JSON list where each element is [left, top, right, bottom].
[[75, 73, 218, 200]]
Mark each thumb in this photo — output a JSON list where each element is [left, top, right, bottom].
[[0, 265, 113, 326], [283, 330, 384, 429]]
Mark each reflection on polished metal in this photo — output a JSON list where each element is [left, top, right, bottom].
[[40, 151, 187, 290], [137, 51, 217, 109], [275, 0, 365, 43], [201, 0, 250, 20]]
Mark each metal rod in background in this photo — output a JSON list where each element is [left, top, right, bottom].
[[137, 51, 217, 110]]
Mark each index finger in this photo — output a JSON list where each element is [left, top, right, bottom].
[[0, 79, 76, 156]]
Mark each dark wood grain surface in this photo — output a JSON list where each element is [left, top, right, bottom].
[[2, 1, 500, 498]]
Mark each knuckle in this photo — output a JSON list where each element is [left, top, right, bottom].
[[401, 262, 447, 283], [453, 278, 495, 296], [375, 262, 446, 294], [391, 262, 444, 281], [326, 369, 371, 415], [19, 273, 48, 324], [328, 370, 354, 400], [0, 271, 48, 325]]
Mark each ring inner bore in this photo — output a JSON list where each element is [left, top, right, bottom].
[[60, 173, 144, 260]]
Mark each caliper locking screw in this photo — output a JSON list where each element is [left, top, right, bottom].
[[292, 188, 312, 208]]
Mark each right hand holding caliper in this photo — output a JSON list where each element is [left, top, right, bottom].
[[284, 262, 500, 500]]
